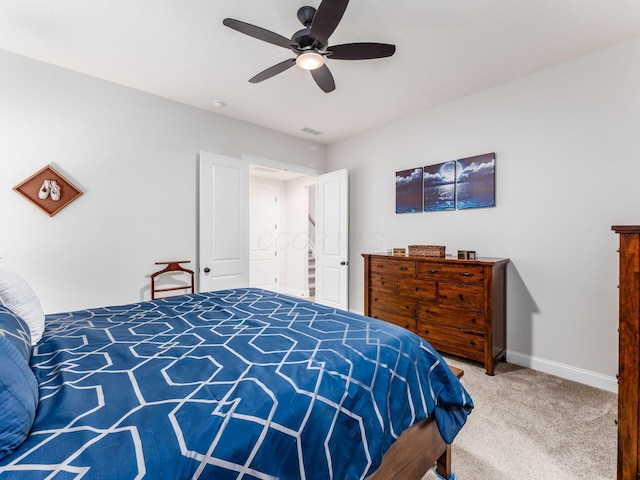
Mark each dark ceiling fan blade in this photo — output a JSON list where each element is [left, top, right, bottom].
[[249, 59, 296, 83], [310, 0, 349, 46], [223, 18, 296, 49], [328, 42, 396, 60], [311, 64, 336, 93]]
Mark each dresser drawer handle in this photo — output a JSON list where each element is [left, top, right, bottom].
[[470, 340, 476, 346], [460, 272, 474, 277], [458, 294, 464, 301], [375, 264, 384, 268], [470, 317, 476, 323], [399, 266, 408, 271], [424, 309, 431, 314], [427, 269, 438, 274], [380, 281, 385, 285]]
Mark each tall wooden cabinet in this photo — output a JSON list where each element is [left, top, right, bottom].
[[613, 225, 640, 480], [362, 253, 509, 375]]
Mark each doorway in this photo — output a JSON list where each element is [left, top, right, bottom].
[[198, 151, 349, 309], [249, 165, 316, 299]]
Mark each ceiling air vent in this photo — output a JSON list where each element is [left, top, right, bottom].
[[301, 127, 322, 136]]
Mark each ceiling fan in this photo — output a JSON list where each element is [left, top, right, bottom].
[[223, 0, 396, 93]]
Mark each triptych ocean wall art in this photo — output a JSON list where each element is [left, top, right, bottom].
[[395, 153, 495, 214]]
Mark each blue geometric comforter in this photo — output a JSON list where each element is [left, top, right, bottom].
[[0, 288, 472, 479]]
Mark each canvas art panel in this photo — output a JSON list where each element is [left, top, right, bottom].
[[423, 161, 456, 211], [395, 167, 423, 213], [455, 153, 496, 210]]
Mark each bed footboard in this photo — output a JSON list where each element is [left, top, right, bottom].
[[368, 365, 463, 480], [367, 416, 451, 480]]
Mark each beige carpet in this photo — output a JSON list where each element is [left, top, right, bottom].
[[422, 357, 617, 480]]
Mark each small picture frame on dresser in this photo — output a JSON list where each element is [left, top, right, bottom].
[[458, 250, 477, 260]]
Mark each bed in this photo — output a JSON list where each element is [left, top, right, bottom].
[[0, 285, 472, 479]]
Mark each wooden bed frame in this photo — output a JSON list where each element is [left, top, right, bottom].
[[368, 366, 463, 480]]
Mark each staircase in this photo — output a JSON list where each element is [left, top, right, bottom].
[[308, 249, 316, 299], [308, 212, 316, 300]]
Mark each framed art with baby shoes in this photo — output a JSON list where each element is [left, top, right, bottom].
[[13, 165, 83, 217]]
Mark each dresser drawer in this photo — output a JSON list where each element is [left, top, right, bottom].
[[416, 263, 485, 284], [369, 291, 417, 317], [398, 278, 437, 302], [417, 303, 485, 333], [438, 283, 485, 308], [369, 273, 398, 294], [370, 258, 416, 277], [417, 322, 485, 362], [369, 306, 416, 332]]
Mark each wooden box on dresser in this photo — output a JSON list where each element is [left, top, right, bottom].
[[362, 253, 509, 375], [613, 225, 640, 480]]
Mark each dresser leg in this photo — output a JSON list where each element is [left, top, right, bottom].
[[485, 358, 495, 376]]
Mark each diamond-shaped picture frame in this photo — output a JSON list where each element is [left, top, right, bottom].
[[13, 165, 83, 217]]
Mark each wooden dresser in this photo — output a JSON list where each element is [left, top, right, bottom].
[[613, 225, 640, 480], [362, 253, 509, 375]]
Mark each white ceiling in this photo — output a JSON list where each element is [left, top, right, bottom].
[[1, 0, 640, 145]]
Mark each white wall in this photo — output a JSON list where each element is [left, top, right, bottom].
[[326, 36, 640, 392], [0, 49, 325, 313]]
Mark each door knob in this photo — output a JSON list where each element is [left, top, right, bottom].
[[204, 267, 211, 273], [340, 261, 349, 266]]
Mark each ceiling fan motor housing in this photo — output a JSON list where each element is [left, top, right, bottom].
[[292, 28, 326, 51], [297, 6, 316, 27], [293, 7, 327, 50]]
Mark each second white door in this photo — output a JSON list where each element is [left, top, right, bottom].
[[249, 183, 279, 291]]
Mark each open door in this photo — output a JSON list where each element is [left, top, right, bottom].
[[198, 152, 249, 292], [315, 169, 349, 310]]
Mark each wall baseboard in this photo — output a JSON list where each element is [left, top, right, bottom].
[[280, 287, 309, 299], [507, 350, 617, 393]]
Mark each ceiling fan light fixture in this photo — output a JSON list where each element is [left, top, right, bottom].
[[296, 52, 325, 70]]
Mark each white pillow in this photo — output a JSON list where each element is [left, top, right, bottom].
[[0, 268, 45, 345]]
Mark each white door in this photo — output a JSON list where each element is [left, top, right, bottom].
[[198, 152, 249, 292], [315, 169, 349, 310], [250, 183, 279, 290]]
